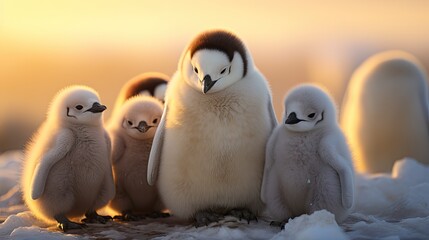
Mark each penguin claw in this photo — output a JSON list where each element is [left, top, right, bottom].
[[57, 221, 87, 232], [54, 214, 87, 232], [270, 220, 288, 229], [113, 213, 143, 221], [82, 211, 112, 224], [194, 211, 222, 228], [227, 208, 257, 224]]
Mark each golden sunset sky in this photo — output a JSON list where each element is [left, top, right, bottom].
[[1, 0, 429, 151]]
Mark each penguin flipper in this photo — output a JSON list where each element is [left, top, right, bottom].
[[147, 103, 167, 186], [261, 126, 280, 203], [31, 129, 74, 200], [319, 134, 355, 210]]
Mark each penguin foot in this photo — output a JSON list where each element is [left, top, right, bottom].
[[54, 214, 87, 232], [113, 212, 143, 221], [227, 208, 257, 223], [194, 210, 223, 227], [270, 220, 288, 229], [145, 211, 170, 219], [82, 211, 112, 224]]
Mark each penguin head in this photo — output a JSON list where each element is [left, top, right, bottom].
[[122, 72, 169, 104], [180, 30, 250, 94], [119, 96, 163, 140], [283, 84, 337, 132], [50, 86, 106, 127]]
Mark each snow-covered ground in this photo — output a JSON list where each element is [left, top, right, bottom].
[[0, 150, 428, 239]]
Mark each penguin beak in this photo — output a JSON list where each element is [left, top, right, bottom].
[[285, 112, 302, 125], [86, 102, 107, 113], [202, 75, 217, 94], [135, 121, 152, 133]]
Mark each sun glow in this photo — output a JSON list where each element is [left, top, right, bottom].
[[1, 1, 429, 152]]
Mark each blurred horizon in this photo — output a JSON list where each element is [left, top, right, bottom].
[[1, 1, 429, 152]]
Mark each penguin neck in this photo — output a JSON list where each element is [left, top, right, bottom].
[[67, 122, 104, 135], [124, 134, 154, 146]]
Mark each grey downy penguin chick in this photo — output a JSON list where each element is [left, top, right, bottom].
[[261, 84, 354, 227], [108, 95, 166, 220], [21, 85, 115, 231], [147, 29, 277, 226], [341, 51, 429, 173]]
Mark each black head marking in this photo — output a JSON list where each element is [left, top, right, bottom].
[[189, 30, 248, 77], [316, 112, 324, 125], [125, 77, 168, 100]]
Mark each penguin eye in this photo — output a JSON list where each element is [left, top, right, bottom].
[[308, 113, 316, 118], [193, 67, 199, 74], [127, 120, 133, 126], [153, 118, 158, 124], [75, 105, 83, 110]]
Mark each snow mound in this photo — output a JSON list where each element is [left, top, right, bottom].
[[0, 211, 47, 236], [347, 215, 429, 240], [272, 210, 349, 240], [355, 158, 429, 218]]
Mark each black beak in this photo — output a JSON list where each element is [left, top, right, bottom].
[[285, 112, 302, 125], [202, 75, 217, 94], [86, 102, 107, 113], [135, 121, 152, 133]]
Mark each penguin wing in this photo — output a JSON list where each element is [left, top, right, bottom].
[[268, 94, 278, 130], [147, 103, 167, 186], [319, 134, 354, 209], [261, 126, 280, 203], [31, 129, 74, 200]]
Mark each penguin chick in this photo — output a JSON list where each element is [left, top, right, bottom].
[[21, 85, 115, 231], [341, 51, 429, 173], [110, 72, 168, 120], [261, 84, 354, 226], [147, 29, 277, 226], [108, 95, 166, 220]]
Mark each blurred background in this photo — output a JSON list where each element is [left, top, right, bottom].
[[1, 0, 429, 153]]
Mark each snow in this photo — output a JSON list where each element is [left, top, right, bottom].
[[271, 210, 348, 240], [354, 158, 429, 218], [10, 226, 83, 240], [0, 150, 428, 239], [0, 151, 22, 197]]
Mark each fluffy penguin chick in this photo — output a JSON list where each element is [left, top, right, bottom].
[[341, 51, 429, 173], [148, 29, 277, 226], [21, 85, 115, 231], [108, 96, 165, 220], [110, 72, 168, 120], [261, 84, 354, 226]]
